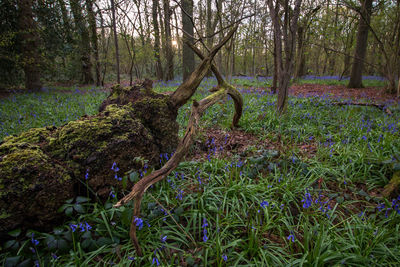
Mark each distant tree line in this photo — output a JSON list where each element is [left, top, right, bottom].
[[0, 0, 399, 94]]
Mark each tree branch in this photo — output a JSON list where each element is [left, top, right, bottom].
[[169, 25, 238, 109]]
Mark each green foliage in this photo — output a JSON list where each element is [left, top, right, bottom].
[[1, 78, 400, 265]]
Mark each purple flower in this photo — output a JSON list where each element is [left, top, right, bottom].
[[31, 233, 39, 246], [109, 191, 115, 198], [302, 190, 312, 209], [287, 233, 295, 242], [70, 224, 77, 232], [85, 169, 89, 180], [161, 235, 167, 243], [128, 256, 135, 261], [85, 221, 92, 231], [134, 217, 144, 230], [260, 200, 269, 209], [222, 254, 227, 262], [152, 257, 160, 266]]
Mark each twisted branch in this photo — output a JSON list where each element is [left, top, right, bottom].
[[114, 26, 243, 256]]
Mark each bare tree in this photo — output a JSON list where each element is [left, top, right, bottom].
[[110, 0, 120, 83], [18, 0, 42, 91], [182, 0, 195, 81], [70, 0, 94, 84], [348, 0, 373, 88], [153, 0, 163, 80], [267, 0, 302, 113], [86, 0, 101, 86], [163, 0, 174, 81]]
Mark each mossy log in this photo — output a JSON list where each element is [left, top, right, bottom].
[[0, 81, 179, 236]]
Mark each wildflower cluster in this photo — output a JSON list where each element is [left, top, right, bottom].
[[152, 235, 167, 266], [202, 218, 209, 242], [70, 221, 92, 232], [377, 195, 400, 218], [111, 162, 121, 181], [301, 190, 332, 218]]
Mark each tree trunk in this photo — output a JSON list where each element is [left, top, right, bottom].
[[110, 0, 120, 84], [18, 0, 42, 91], [348, 0, 373, 88], [86, 0, 101, 86], [70, 0, 93, 85], [271, 34, 278, 94], [152, 0, 163, 80], [294, 26, 305, 79], [163, 0, 174, 81], [267, 0, 302, 114], [182, 0, 195, 82]]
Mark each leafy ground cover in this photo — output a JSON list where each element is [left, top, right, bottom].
[[1, 77, 400, 266]]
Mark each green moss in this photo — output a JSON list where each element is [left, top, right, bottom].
[[46, 104, 143, 163], [0, 127, 52, 154], [0, 145, 71, 197], [0, 211, 11, 219]]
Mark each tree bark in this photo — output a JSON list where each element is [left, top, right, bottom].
[[294, 26, 305, 79], [182, 0, 195, 82], [18, 0, 42, 91], [86, 0, 101, 86], [267, 0, 302, 114], [110, 0, 120, 84], [152, 0, 163, 80], [348, 0, 373, 88], [70, 0, 94, 84], [163, 0, 174, 81]]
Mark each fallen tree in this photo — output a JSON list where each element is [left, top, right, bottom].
[[0, 25, 243, 246]]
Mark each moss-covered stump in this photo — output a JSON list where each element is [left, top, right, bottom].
[[0, 81, 179, 236]]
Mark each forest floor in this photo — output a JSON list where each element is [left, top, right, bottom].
[[1, 77, 400, 266], [1, 82, 397, 104]]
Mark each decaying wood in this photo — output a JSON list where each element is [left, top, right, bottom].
[[382, 171, 400, 197], [114, 25, 243, 255], [331, 101, 392, 115]]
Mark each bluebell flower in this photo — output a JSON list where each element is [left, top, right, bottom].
[[202, 218, 208, 242], [176, 189, 184, 200], [31, 233, 39, 246], [222, 254, 227, 262], [302, 190, 312, 209], [152, 257, 160, 266], [128, 256, 135, 261], [109, 191, 115, 198], [161, 235, 167, 243], [134, 217, 144, 230], [51, 253, 58, 259], [85, 169, 89, 180], [260, 200, 269, 209], [377, 203, 385, 211], [70, 224, 78, 232], [287, 233, 295, 242], [85, 221, 92, 231]]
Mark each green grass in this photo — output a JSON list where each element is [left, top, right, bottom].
[[1, 78, 400, 266], [0, 86, 107, 141]]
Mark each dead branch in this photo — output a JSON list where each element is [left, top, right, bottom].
[[170, 25, 238, 109], [187, 42, 243, 128], [114, 26, 242, 256], [331, 101, 392, 115]]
